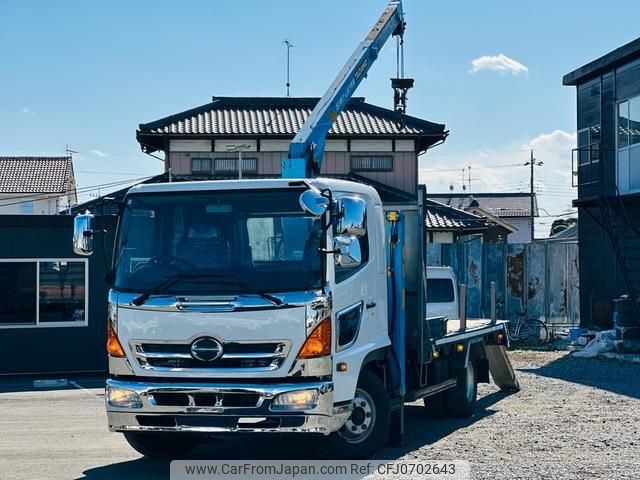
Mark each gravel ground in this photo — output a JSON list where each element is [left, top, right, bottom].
[[393, 350, 640, 480], [0, 350, 639, 479]]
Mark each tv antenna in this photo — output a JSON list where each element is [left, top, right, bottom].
[[284, 39, 294, 97], [65, 144, 78, 157]]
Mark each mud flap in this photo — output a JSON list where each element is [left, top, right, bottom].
[[485, 345, 520, 391]]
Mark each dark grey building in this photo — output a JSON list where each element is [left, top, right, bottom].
[[564, 37, 640, 329]]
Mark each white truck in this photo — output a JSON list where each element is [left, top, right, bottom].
[[73, 179, 517, 458], [72, 0, 519, 459], [426, 267, 460, 320]]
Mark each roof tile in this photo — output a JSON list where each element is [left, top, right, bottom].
[[427, 193, 539, 217], [138, 97, 445, 138], [0, 157, 73, 193], [425, 199, 488, 231]]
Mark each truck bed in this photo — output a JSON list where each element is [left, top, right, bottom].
[[435, 318, 508, 345]]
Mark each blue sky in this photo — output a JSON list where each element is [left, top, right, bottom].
[[1, 0, 639, 232]]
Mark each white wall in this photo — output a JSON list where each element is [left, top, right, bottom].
[[214, 139, 258, 152], [169, 139, 212, 152], [0, 194, 69, 215], [351, 139, 393, 152], [428, 231, 455, 243], [506, 217, 532, 243]]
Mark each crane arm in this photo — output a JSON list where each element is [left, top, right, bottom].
[[281, 0, 405, 178]]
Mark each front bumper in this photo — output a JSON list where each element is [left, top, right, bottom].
[[106, 379, 350, 435]]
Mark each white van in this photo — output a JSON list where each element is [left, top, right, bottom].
[[426, 266, 459, 319]]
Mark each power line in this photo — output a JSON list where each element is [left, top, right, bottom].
[[0, 175, 153, 209], [421, 162, 527, 173]]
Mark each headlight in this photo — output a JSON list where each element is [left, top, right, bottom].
[[106, 386, 142, 409], [270, 389, 319, 411]]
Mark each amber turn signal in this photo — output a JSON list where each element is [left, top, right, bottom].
[[297, 317, 332, 358], [107, 321, 126, 358], [496, 332, 506, 344]]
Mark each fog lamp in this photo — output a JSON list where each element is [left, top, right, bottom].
[[270, 389, 319, 411], [106, 385, 143, 409]]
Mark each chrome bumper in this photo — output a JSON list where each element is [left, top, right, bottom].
[[106, 379, 350, 436]]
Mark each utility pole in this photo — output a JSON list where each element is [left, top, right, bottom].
[[284, 39, 294, 97], [525, 150, 543, 241]]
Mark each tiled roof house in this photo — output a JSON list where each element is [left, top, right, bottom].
[[0, 156, 77, 214], [136, 96, 448, 197]]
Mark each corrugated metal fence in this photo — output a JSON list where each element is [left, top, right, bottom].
[[427, 239, 580, 327]]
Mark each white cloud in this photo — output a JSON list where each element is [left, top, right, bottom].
[[522, 129, 577, 197], [20, 107, 36, 116], [469, 54, 528, 76], [522, 129, 577, 152], [420, 130, 578, 236], [91, 149, 109, 157]]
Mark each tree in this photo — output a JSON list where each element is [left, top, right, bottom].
[[550, 217, 577, 236]]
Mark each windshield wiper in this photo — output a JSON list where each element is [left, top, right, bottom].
[[131, 273, 287, 308], [131, 273, 230, 306]]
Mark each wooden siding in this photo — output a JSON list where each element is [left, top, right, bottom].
[[168, 150, 418, 194]]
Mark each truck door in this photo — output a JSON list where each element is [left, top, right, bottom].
[[331, 200, 389, 402]]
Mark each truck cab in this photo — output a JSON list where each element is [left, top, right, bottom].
[[426, 266, 459, 320], [80, 178, 399, 457]]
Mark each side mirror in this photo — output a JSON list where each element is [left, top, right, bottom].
[[333, 235, 362, 269], [336, 196, 366, 237], [73, 211, 95, 256], [299, 189, 329, 217]]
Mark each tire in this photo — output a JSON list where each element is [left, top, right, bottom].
[[520, 319, 549, 347], [422, 392, 447, 418], [445, 361, 477, 418], [123, 432, 199, 459], [327, 369, 390, 459]]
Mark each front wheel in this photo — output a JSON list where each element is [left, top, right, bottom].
[[123, 432, 199, 459], [327, 369, 390, 459]]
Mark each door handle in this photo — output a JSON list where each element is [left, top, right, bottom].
[[366, 301, 376, 309]]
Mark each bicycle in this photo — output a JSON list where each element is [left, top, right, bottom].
[[508, 311, 549, 347]]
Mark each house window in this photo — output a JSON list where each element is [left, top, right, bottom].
[[0, 259, 88, 328], [191, 158, 212, 174], [214, 158, 258, 175], [0, 262, 37, 325], [350, 155, 393, 172], [617, 96, 640, 193], [20, 200, 35, 214], [577, 126, 600, 166]]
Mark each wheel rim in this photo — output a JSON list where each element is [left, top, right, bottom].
[[465, 363, 475, 402], [338, 388, 376, 444]]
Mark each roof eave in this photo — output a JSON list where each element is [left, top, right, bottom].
[[563, 37, 640, 86]]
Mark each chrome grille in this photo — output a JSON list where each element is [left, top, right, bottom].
[[132, 340, 290, 372]]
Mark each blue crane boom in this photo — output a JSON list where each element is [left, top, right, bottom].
[[281, 0, 406, 178]]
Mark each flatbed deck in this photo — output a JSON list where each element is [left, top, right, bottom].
[[435, 318, 508, 345]]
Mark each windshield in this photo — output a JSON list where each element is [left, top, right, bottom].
[[114, 188, 323, 295]]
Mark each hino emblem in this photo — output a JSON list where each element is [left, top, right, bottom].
[[190, 337, 223, 362]]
